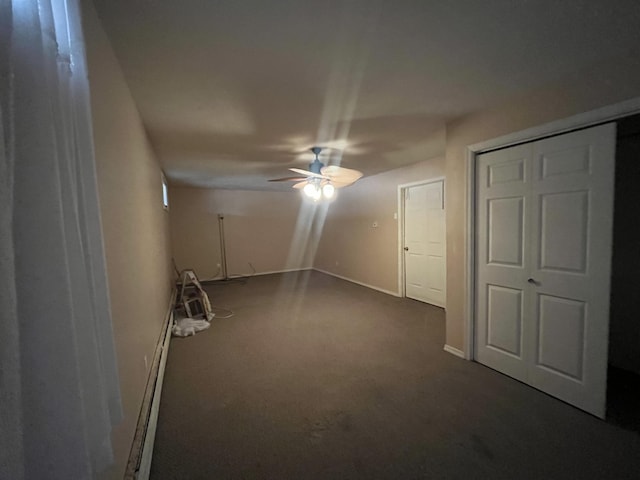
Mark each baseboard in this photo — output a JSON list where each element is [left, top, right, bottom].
[[443, 344, 465, 359], [248, 267, 313, 277], [201, 267, 313, 283], [313, 268, 401, 297], [136, 307, 173, 479], [124, 288, 175, 480]]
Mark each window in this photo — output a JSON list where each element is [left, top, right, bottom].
[[162, 173, 169, 209]]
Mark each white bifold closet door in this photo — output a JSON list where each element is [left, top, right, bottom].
[[475, 123, 616, 418]]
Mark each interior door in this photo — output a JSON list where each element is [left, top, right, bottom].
[[475, 143, 532, 382], [475, 123, 616, 418], [404, 181, 446, 307]]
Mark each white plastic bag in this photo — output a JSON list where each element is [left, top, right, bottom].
[[172, 315, 211, 337]]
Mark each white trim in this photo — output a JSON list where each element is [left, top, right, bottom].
[[468, 96, 640, 153], [464, 150, 476, 361], [313, 268, 401, 297], [201, 267, 313, 283], [398, 177, 446, 189], [444, 344, 465, 359], [124, 289, 175, 480], [397, 186, 404, 297], [137, 308, 173, 480], [396, 176, 446, 300], [464, 96, 640, 362], [248, 267, 313, 277]]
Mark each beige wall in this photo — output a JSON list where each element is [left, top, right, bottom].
[[169, 187, 314, 279], [314, 158, 445, 294], [170, 157, 445, 296], [444, 56, 640, 351], [82, 2, 173, 477]]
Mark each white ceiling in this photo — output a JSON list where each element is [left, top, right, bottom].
[[92, 0, 640, 191]]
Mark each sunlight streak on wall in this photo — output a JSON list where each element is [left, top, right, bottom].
[[276, 201, 330, 318]]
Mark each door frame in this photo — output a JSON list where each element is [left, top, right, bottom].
[[397, 177, 446, 299], [463, 97, 640, 361]]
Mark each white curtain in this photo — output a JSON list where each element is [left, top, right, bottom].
[[0, 0, 122, 478]]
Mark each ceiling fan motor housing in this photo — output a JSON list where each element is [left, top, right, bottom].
[[308, 159, 324, 174], [309, 147, 324, 174]]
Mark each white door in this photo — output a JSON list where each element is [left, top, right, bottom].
[[404, 181, 446, 308], [475, 123, 616, 418], [475, 143, 532, 382]]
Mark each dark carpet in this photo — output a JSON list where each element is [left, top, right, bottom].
[[151, 271, 640, 479]]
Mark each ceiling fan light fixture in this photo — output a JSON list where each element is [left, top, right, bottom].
[[322, 183, 335, 199], [303, 182, 317, 197]]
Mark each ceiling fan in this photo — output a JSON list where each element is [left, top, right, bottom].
[[269, 147, 363, 200]]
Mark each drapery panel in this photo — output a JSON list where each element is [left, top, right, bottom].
[[0, 0, 122, 478]]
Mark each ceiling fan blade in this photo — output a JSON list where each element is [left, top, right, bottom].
[[289, 167, 329, 179], [330, 179, 356, 188], [320, 165, 363, 186], [273, 148, 361, 190], [268, 176, 308, 182]]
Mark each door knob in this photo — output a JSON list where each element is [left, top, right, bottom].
[[527, 278, 538, 285], [404, 247, 409, 251]]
